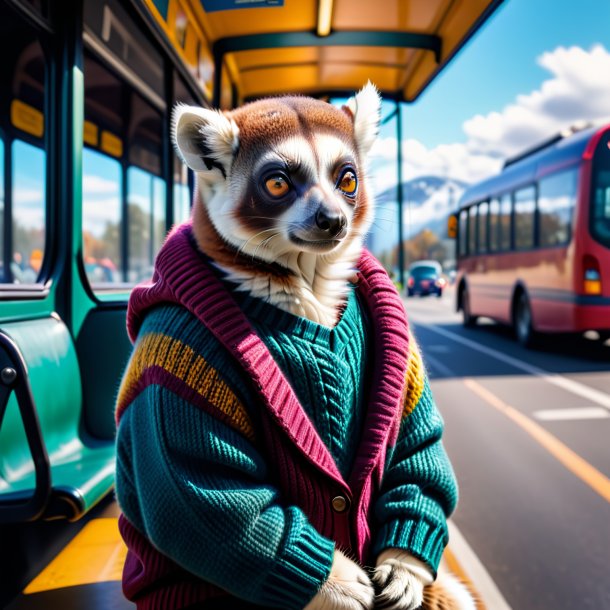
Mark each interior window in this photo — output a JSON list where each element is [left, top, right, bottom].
[[82, 148, 122, 286], [12, 140, 46, 283], [127, 167, 166, 283], [1, 18, 47, 286]]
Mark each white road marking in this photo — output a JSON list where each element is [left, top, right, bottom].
[[414, 322, 610, 412], [533, 407, 610, 421], [422, 352, 456, 378], [446, 521, 512, 610]]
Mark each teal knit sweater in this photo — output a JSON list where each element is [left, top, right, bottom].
[[232, 286, 368, 478], [116, 262, 458, 608]]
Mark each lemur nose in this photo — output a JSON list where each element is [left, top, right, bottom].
[[315, 208, 347, 237]]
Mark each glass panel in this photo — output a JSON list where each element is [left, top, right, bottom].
[[468, 206, 477, 255], [173, 158, 191, 224], [127, 166, 166, 283], [478, 201, 488, 254], [82, 148, 122, 287], [12, 140, 45, 284], [538, 170, 577, 248], [489, 198, 499, 252], [591, 136, 610, 249], [458, 209, 468, 257], [591, 169, 610, 248], [514, 186, 536, 250], [500, 194, 512, 251]]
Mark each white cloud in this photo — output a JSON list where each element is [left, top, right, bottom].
[[368, 44, 610, 194], [83, 175, 120, 197], [464, 44, 610, 157]]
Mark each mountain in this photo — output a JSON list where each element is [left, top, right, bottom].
[[375, 175, 469, 208], [368, 175, 469, 255]]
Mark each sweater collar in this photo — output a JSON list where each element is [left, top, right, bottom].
[[127, 222, 411, 492]]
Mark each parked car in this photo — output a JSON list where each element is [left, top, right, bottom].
[[406, 260, 446, 297]]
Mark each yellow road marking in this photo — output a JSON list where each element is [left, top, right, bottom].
[[443, 546, 487, 609], [24, 518, 126, 594], [464, 378, 610, 504]]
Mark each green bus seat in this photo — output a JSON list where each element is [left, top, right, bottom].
[[0, 316, 115, 522]]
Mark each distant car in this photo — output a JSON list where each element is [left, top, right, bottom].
[[406, 261, 446, 297]]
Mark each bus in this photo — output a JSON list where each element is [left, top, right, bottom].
[[455, 123, 610, 347]]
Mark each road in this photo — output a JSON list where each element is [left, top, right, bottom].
[[405, 289, 610, 610]]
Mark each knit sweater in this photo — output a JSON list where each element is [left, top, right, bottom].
[[230, 286, 369, 478], [115, 222, 458, 610]]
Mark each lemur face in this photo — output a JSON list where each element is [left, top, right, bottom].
[[172, 84, 380, 265]]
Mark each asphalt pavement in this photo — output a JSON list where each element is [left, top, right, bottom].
[[404, 288, 610, 610]]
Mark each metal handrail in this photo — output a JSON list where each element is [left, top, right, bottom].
[[0, 331, 51, 522]]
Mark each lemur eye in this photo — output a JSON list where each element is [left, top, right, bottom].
[[265, 175, 290, 198], [337, 170, 357, 196]]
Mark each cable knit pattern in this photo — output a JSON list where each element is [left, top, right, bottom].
[[115, 222, 458, 610]]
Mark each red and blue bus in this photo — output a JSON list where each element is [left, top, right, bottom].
[[455, 123, 610, 346]]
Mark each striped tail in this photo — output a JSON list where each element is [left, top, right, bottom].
[[421, 571, 479, 610]]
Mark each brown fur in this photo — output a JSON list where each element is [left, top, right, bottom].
[[191, 191, 294, 282]]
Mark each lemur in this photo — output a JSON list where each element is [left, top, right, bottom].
[[168, 83, 474, 610], [115, 83, 471, 610]]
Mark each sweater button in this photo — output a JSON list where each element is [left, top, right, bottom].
[[331, 495, 349, 513]]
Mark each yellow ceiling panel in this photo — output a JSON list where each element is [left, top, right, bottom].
[[319, 46, 413, 66], [232, 47, 319, 72], [239, 65, 321, 98], [332, 0, 446, 33], [320, 63, 403, 92], [199, 0, 317, 41]]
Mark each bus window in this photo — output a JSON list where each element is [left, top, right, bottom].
[[13, 140, 46, 284], [82, 148, 122, 286], [3, 22, 47, 286], [592, 170, 610, 247], [458, 209, 468, 257], [478, 201, 488, 253], [489, 198, 500, 252], [514, 186, 536, 250], [538, 170, 577, 247], [127, 167, 166, 283], [499, 193, 512, 251], [468, 206, 477, 254]]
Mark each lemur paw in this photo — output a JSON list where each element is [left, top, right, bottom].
[[373, 558, 425, 610], [304, 550, 374, 610]]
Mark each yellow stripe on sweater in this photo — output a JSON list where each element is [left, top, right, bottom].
[[403, 331, 425, 419], [118, 333, 255, 440]]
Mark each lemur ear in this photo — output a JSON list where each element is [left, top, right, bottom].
[[342, 82, 381, 158], [172, 104, 239, 178]]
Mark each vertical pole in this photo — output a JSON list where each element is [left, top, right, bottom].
[[395, 100, 405, 288]]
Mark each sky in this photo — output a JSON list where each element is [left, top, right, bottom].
[[369, 0, 610, 190]]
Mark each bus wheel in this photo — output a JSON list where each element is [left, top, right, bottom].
[[514, 292, 537, 347], [462, 287, 478, 328]]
